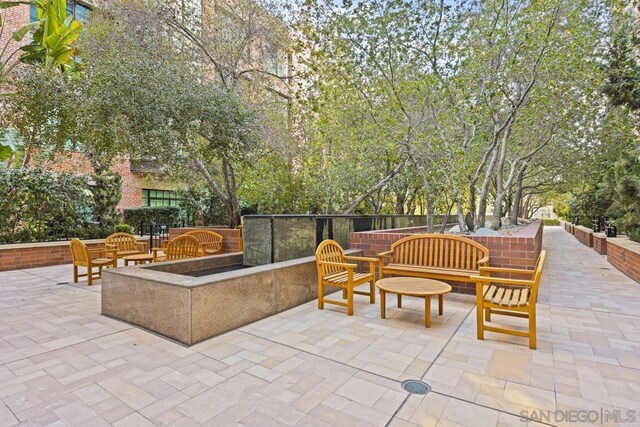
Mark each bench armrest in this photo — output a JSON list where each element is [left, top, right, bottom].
[[318, 261, 357, 269], [88, 248, 110, 259], [471, 275, 534, 287], [344, 255, 377, 263], [377, 250, 393, 259], [478, 256, 489, 266], [479, 266, 535, 275], [345, 255, 377, 274]]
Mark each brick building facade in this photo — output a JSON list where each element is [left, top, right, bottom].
[[2, 1, 196, 212], [3, 0, 293, 214]]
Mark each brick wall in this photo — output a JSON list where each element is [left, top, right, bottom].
[[0, 4, 29, 87], [607, 238, 640, 284], [348, 220, 544, 294], [1, 239, 127, 272], [573, 225, 594, 248], [45, 153, 142, 210], [169, 227, 243, 253], [593, 233, 607, 255]]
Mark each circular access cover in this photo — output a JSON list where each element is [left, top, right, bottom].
[[401, 380, 431, 395]]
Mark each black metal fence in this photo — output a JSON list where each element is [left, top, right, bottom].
[[135, 222, 185, 252]]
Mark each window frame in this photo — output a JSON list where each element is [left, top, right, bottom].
[[141, 189, 183, 208]]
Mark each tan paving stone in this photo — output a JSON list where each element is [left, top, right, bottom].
[[0, 227, 638, 425]]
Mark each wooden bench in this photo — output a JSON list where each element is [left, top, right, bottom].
[[378, 234, 490, 284], [474, 250, 546, 349], [184, 230, 224, 256]]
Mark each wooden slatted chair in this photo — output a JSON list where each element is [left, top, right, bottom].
[[474, 251, 546, 349], [184, 230, 223, 256], [69, 239, 114, 286], [157, 235, 202, 261], [316, 240, 377, 316], [105, 232, 148, 267], [378, 234, 489, 283]]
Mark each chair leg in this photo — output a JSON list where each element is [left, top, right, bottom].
[[485, 307, 491, 321], [317, 279, 324, 310], [342, 289, 347, 299], [369, 280, 375, 304], [529, 307, 537, 349], [87, 266, 93, 286], [73, 265, 78, 283], [476, 296, 484, 341], [98, 266, 103, 279], [347, 285, 354, 316]]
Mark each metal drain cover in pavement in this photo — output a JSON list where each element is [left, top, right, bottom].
[[401, 380, 431, 395]]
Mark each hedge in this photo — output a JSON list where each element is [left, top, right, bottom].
[[0, 167, 97, 243], [123, 206, 182, 226]]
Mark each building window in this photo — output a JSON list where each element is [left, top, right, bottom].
[[265, 90, 291, 128], [31, 1, 91, 23], [264, 41, 289, 78], [142, 189, 182, 207]]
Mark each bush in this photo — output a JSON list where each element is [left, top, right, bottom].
[[0, 167, 94, 243], [177, 187, 227, 226], [123, 206, 182, 227], [91, 171, 122, 228], [115, 223, 134, 234], [543, 218, 561, 226]]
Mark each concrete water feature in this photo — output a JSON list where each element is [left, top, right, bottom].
[[101, 251, 354, 345]]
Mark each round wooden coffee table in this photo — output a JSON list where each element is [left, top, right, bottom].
[[376, 277, 452, 328], [122, 253, 154, 266]]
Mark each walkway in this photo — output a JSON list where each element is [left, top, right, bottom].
[[0, 227, 638, 426]]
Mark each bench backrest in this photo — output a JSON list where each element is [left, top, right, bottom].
[[70, 238, 89, 266], [166, 235, 201, 260], [529, 250, 547, 303], [184, 230, 223, 253], [315, 239, 345, 277], [390, 234, 489, 271], [105, 232, 138, 252]]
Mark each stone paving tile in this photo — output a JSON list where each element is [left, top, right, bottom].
[[0, 227, 638, 426], [240, 287, 475, 381]]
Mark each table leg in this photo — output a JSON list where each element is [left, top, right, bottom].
[[397, 294, 402, 308], [425, 296, 431, 328], [124, 259, 129, 267], [439, 295, 444, 315], [380, 290, 386, 319]]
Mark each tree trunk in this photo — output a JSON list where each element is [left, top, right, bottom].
[[468, 185, 476, 231], [343, 161, 404, 214], [226, 198, 241, 229], [475, 144, 499, 230], [510, 165, 526, 225], [395, 190, 405, 215], [426, 197, 435, 233], [456, 199, 466, 232]]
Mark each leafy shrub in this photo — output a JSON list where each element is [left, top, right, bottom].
[[123, 206, 181, 227], [543, 218, 561, 226], [177, 187, 227, 226], [91, 171, 122, 228], [0, 167, 94, 243], [115, 223, 134, 234]]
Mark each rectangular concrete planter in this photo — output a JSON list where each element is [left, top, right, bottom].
[[0, 237, 149, 272], [349, 220, 544, 294], [101, 251, 354, 345], [607, 237, 640, 284]]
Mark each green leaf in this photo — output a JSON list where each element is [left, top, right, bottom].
[[12, 22, 39, 42]]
